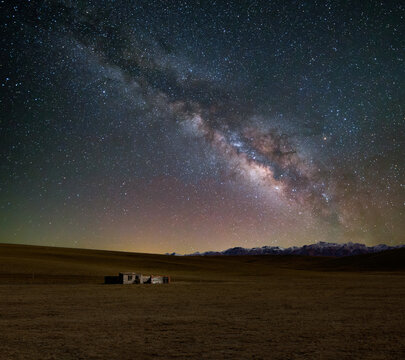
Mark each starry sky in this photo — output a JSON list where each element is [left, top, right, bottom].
[[1, 1, 404, 253]]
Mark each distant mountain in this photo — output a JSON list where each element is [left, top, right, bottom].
[[186, 242, 404, 257]]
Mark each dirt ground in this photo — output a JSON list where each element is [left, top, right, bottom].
[[0, 244, 404, 359]]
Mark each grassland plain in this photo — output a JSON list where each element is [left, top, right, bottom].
[[0, 244, 404, 360]]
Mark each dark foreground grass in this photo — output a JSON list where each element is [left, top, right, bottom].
[[0, 244, 404, 359]]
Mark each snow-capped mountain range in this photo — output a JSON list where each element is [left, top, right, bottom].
[[181, 242, 404, 257]]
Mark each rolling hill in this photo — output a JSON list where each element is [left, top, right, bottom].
[[0, 243, 404, 284]]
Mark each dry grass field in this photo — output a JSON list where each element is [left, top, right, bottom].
[[0, 244, 404, 360]]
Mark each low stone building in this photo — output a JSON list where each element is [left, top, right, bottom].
[[105, 272, 170, 284]]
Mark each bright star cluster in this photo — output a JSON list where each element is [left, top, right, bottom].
[[1, 1, 404, 253]]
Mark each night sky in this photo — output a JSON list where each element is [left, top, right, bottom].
[[1, 1, 404, 253]]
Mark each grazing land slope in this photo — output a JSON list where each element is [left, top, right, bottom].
[[0, 243, 404, 360], [1, 243, 404, 284]]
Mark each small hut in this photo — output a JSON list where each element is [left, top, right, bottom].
[[104, 272, 170, 284]]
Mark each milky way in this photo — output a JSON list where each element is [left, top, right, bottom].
[[1, 1, 404, 252]]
